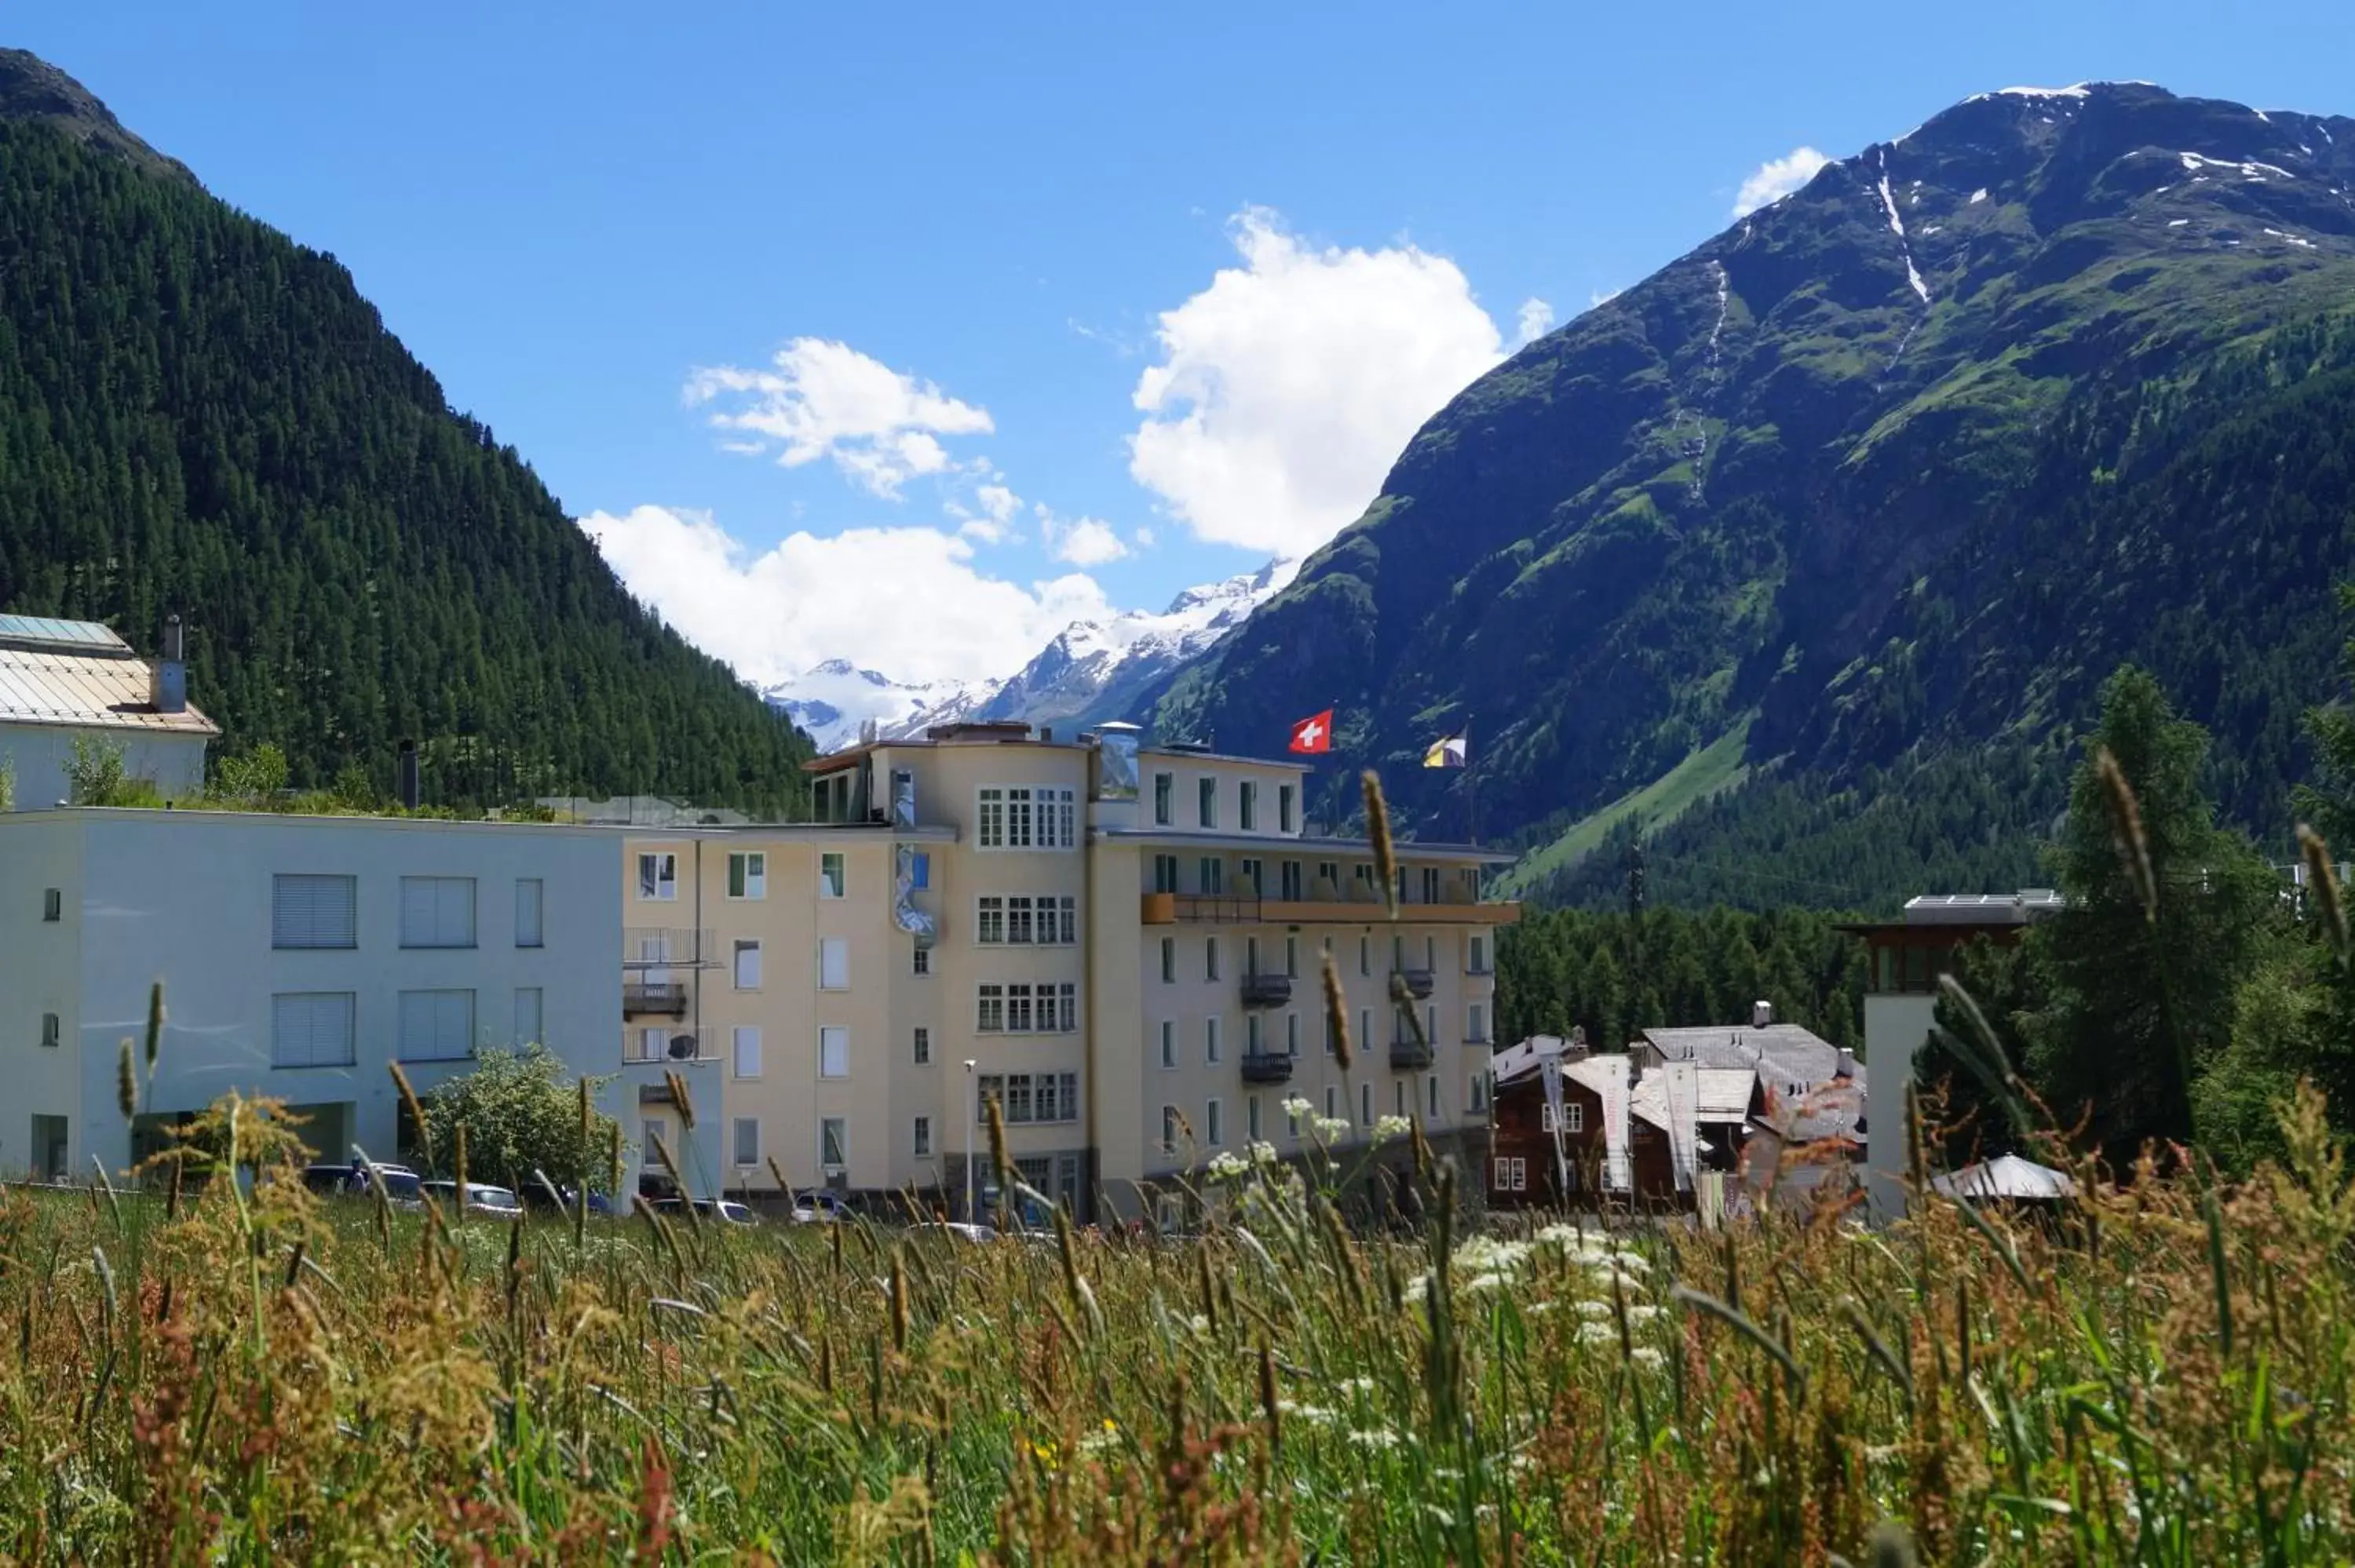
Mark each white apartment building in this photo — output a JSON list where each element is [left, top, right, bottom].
[[0, 808, 620, 1181], [628, 720, 1518, 1226]]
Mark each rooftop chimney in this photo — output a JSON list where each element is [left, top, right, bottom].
[[150, 614, 188, 714], [396, 739, 420, 811], [1751, 1000, 1773, 1030]]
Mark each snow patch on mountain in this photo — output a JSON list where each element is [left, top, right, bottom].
[[764, 661, 1002, 753]]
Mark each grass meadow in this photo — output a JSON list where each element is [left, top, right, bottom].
[[2, 1081, 2351, 1566]]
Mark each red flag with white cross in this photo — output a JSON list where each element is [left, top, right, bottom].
[[1287, 709, 1334, 754]]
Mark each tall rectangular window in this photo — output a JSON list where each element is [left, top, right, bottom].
[[1205, 1018, 1221, 1064], [819, 1026, 849, 1078], [1279, 784, 1295, 834], [41, 888, 61, 923], [1360, 1008, 1371, 1052], [1247, 1095, 1261, 1142], [1422, 866, 1441, 904], [398, 877, 476, 949], [1247, 1013, 1263, 1056], [1240, 858, 1263, 895], [38, 1012, 57, 1049], [1468, 1002, 1487, 1044], [1163, 1106, 1181, 1154], [978, 788, 1006, 848], [1286, 1012, 1300, 1056], [1285, 935, 1298, 978], [732, 1026, 762, 1078], [1197, 778, 1217, 828], [514, 878, 544, 947], [1199, 857, 1224, 895], [912, 944, 930, 975], [818, 938, 849, 990], [1206, 1099, 1224, 1147], [1359, 935, 1370, 976], [271, 992, 355, 1067], [1205, 938, 1221, 981], [1468, 935, 1488, 974], [1360, 1082, 1374, 1127], [1246, 935, 1261, 975], [1428, 1074, 1441, 1118], [734, 939, 762, 990], [1160, 1020, 1176, 1069], [1153, 854, 1180, 894], [1469, 1073, 1488, 1113], [272, 874, 356, 950], [820, 1118, 846, 1170], [977, 896, 1006, 944], [732, 1118, 760, 1167], [1396, 1079, 1408, 1117], [977, 986, 1005, 1032], [396, 989, 474, 1063], [1568, 1102, 1585, 1134], [1280, 861, 1303, 901], [908, 851, 930, 889], [913, 1026, 932, 1066], [914, 1116, 933, 1157], [1153, 772, 1174, 826], [637, 852, 677, 901], [1160, 936, 1175, 983], [819, 853, 845, 899], [1324, 1086, 1338, 1122], [1053, 982, 1078, 1032], [1004, 983, 1035, 1033], [1007, 896, 1035, 945], [513, 987, 542, 1045], [1239, 781, 1258, 832], [728, 851, 767, 899]]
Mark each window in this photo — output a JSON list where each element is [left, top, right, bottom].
[[1495, 1158, 1527, 1193], [734, 939, 763, 990], [819, 853, 845, 899], [637, 853, 677, 901], [1394, 935, 1408, 971], [641, 1121, 666, 1167], [1051, 982, 1079, 1032], [1199, 857, 1224, 895], [1360, 1082, 1374, 1127], [1319, 861, 1339, 889], [1247, 1094, 1261, 1142], [1468, 935, 1488, 974], [1360, 1008, 1371, 1053], [977, 986, 1005, 1032], [1468, 1002, 1487, 1045], [1154, 772, 1174, 826], [1007, 897, 1034, 945], [1240, 858, 1263, 895], [907, 851, 930, 889], [1247, 1013, 1263, 1056], [732, 1026, 762, 1078], [1568, 1102, 1584, 1134], [41, 888, 62, 923], [819, 938, 849, 990], [1396, 1080, 1408, 1117], [1245, 936, 1261, 975], [819, 1026, 849, 1078], [1469, 1073, 1488, 1113], [1206, 938, 1221, 982], [1324, 1086, 1338, 1121], [1197, 778, 1217, 828], [977, 786, 1077, 849], [272, 875, 355, 949], [732, 1118, 760, 1167], [1427, 1005, 1439, 1048], [398, 877, 476, 949], [1162, 1106, 1181, 1154], [914, 1026, 932, 1066], [1206, 1099, 1224, 1147], [1287, 1098, 1305, 1136], [820, 1118, 846, 1171], [1422, 866, 1441, 904], [1427, 1074, 1441, 1118], [1279, 784, 1295, 834], [39, 1012, 60, 1049], [1160, 937, 1176, 983], [912, 944, 930, 976], [1280, 861, 1303, 901], [977, 896, 1006, 944], [515, 879, 543, 947], [728, 851, 767, 900], [914, 1116, 933, 1157], [1152, 854, 1179, 894], [1426, 935, 1438, 971], [1205, 1018, 1221, 1064], [1359, 936, 1370, 977], [1239, 781, 1258, 832], [1161, 1020, 1178, 1068], [1007, 983, 1035, 1033], [396, 990, 475, 1063], [1285, 935, 1298, 979], [1286, 1012, 1299, 1057], [1047, 895, 1077, 944], [513, 987, 542, 1045], [977, 1073, 1081, 1125], [636, 1028, 669, 1063]]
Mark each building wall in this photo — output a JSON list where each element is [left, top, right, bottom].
[[0, 817, 86, 1176], [0, 809, 619, 1180], [1862, 992, 1937, 1218], [0, 725, 209, 812]]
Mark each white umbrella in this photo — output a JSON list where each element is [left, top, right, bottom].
[[1931, 1153, 2077, 1202]]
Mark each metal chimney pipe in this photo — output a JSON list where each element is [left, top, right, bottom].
[[396, 739, 421, 811], [150, 614, 188, 715]]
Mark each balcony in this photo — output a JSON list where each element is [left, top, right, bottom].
[[1240, 972, 1292, 1009], [1393, 968, 1436, 1000], [1240, 1052, 1294, 1085], [623, 981, 689, 1017], [1140, 892, 1522, 928], [629, 1026, 718, 1065], [1390, 1038, 1434, 1071], [623, 928, 718, 968]]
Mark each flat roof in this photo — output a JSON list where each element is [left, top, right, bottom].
[[1097, 827, 1513, 864], [1, 806, 614, 836], [807, 733, 1320, 776]]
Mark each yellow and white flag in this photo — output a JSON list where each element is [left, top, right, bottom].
[[1423, 733, 1468, 769]]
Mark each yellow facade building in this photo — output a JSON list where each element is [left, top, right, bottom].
[[619, 720, 1517, 1224]]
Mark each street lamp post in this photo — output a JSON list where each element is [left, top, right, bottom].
[[962, 1059, 978, 1223]]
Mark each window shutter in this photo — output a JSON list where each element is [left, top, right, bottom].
[[273, 875, 356, 949], [515, 880, 543, 947], [820, 939, 849, 990], [733, 1026, 762, 1078], [272, 992, 354, 1067]]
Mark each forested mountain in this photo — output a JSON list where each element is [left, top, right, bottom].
[[1151, 82, 2355, 908], [0, 51, 809, 812]]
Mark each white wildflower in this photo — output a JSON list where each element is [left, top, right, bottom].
[[1624, 1304, 1661, 1324], [1630, 1347, 1667, 1370], [1314, 1116, 1353, 1141], [1187, 1314, 1210, 1336], [1276, 1399, 1334, 1425], [1078, 1420, 1124, 1458], [1206, 1151, 1249, 1180], [1280, 1096, 1313, 1118], [1576, 1321, 1617, 1345], [1348, 1428, 1401, 1452], [1462, 1271, 1510, 1296], [1249, 1140, 1279, 1166], [1372, 1114, 1413, 1142], [1575, 1300, 1613, 1320]]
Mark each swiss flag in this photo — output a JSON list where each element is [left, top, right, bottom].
[[1287, 709, 1334, 754]]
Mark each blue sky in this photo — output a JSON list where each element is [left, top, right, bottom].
[[20, 2, 2355, 691]]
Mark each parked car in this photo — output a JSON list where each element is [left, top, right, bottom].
[[522, 1174, 617, 1216], [792, 1191, 853, 1224], [299, 1162, 423, 1208], [420, 1180, 524, 1218], [655, 1197, 760, 1226], [907, 1221, 996, 1245]]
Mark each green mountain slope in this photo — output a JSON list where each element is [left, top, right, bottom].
[[0, 52, 809, 811], [1153, 82, 2355, 905]]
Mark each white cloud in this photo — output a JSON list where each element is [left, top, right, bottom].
[[957, 518, 1008, 545], [977, 483, 1021, 524], [685, 338, 994, 498], [1126, 207, 1508, 558], [1732, 147, 1831, 218], [1134, 525, 1157, 549], [1514, 297, 1556, 347], [1054, 516, 1130, 566], [582, 505, 1112, 687]]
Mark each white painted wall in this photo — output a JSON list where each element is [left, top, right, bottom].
[[0, 726, 208, 811], [0, 818, 86, 1176], [1863, 993, 1937, 1220], [0, 809, 621, 1180]]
